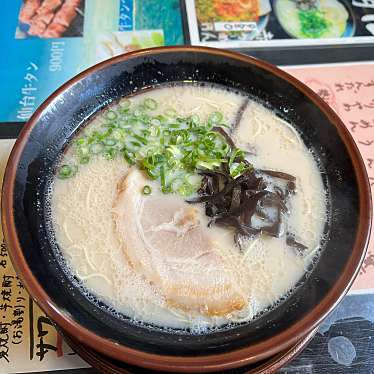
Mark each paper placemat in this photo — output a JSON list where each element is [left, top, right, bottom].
[[284, 63, 374, 291]]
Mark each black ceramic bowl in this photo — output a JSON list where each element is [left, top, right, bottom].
[[2, 47, 371, 372]]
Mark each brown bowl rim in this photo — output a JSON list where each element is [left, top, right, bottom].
[[62, 326, 319, 374], [2, 46, 372, 372]]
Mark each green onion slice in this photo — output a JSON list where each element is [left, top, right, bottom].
[[63, 98, 251, 195], [142, 185, 152, 195], [208, 111, 223, 124], [165, 108, 177, 118], [57, 164, 77, 179], [105, 110, 117, 120], [120, 98, 131, 109], [144, 98, 157, 110]]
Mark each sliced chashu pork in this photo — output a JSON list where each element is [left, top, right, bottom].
[[112, 168, 248, 317]]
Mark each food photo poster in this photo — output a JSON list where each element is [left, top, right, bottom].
[[185, 0, 374, 47], [1, 0, 184, 123]]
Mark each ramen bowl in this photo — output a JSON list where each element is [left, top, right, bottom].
[[2, 46, 371, 372]]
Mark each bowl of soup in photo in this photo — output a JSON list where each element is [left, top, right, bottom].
[[2, 46, 371, 372]]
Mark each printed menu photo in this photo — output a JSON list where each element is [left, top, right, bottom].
[[1, 0, 184, 123], [185, 0, 374, 47], [15, 0, 85, 39]]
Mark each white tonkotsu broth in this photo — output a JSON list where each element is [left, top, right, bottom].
[[51, 84, 326, 331]]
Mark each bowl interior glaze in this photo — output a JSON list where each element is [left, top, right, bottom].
[[2, 47, 371, 371]]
